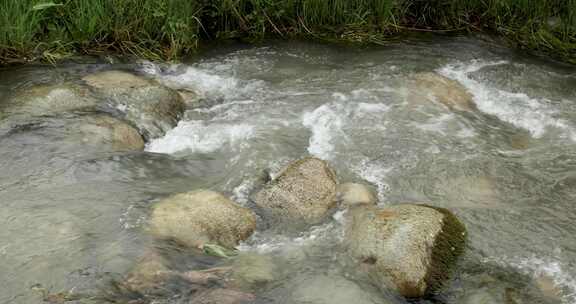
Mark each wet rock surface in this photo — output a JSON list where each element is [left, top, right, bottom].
[[345, 204, 466, 298], [82, 70, 185, 140], [149, 190, 257, 249], [253, 157, 338, 225], [409, 72, 476, 112]]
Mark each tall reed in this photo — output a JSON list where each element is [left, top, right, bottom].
[[0, 0, 574, 64]]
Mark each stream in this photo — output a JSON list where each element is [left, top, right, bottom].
[[1, 36, 576, 304]]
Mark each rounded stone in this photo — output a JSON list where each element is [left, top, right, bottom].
[[344, 204, 466, 298], [409, 72, 476, 112], [253, 157, 338, 225], [149, 190, 257, 249], [83, 70, 186, 140]]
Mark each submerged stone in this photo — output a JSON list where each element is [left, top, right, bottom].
[[253, 157, 338, 225], [291, 274, 385, 304], [2, 84, 98, 117], [83, 70, 185, 140], [230, 253, 277, 290], [74, 114, 145, 152], [149, 190, 257, 249], [122, 250, 174, 296], [189, 288, 255, 304], [337, 183, 377, 207], [409, 72, 476, 112], [344, 204, 466, 298]]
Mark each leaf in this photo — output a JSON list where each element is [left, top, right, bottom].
[[31, 2, 63, 11], [202, 244, 238, 258]]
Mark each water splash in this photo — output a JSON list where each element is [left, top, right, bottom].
[[146, 120, 255, 154], [483, 254, 576, 303], [438, 60, 576, 140], [138, 61, 265, 100], [302, 101, 348, 160]]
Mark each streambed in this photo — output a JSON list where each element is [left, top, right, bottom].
[[1, 37, 576, 304]]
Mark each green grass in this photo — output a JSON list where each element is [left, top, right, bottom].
[[0, 0, 575, 64]]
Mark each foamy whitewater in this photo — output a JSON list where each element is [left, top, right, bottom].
[[438, 60, 576, 141], [133, 43, 576, 303]]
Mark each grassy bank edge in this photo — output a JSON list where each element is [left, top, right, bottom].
[[1, 0, 575, 65]]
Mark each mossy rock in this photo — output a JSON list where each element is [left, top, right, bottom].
[[344, 204, 466, 298]]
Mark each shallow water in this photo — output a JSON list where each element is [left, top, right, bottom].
[[1, 36, 576, 304]]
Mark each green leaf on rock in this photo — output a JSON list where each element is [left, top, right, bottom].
[[203, 244, 238, 258]]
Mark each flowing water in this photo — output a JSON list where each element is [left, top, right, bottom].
[[1, 36, 576, 304]]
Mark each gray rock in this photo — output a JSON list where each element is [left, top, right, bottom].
[[149, 190, 257, 249], [253, 157, 338, 225], [83, 70, 185, 140], [344, 204, 466, 298], [337, 183, 377, 207]]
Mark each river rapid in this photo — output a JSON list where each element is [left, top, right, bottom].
[[1, 36, 576, 304]]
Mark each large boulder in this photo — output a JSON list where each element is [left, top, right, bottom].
[[149, 190, 257, 249], [252, 157, 338, 225], [409, 72, 476, 112], [72, 114, 145, 152], [83, 70, 185, 140], [1, 84, 98, 118], [344, 204, 466, 298]]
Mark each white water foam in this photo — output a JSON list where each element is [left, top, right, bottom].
[[139, 61, 264, 100], [238, 211, 346, 254], [302, 102, 348, 160], [438, 60, 576, 140], [146, 120, 255, 154], [232, 179, 256, 205], [352, 158, 392, 202], [302, 92, 390, 160]]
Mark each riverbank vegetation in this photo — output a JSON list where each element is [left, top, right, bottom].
[[1, 0, 575, 64]]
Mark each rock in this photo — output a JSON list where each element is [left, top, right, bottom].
[[536, 274, 562, 302], [177, 89, 201, 107], [122, 251, 174, 296], [253, 157, 338, 225], [189, 288, 255, 304], [291, 275, 384, 304], [410, 72, 476, 112], [344, 204, 466, 298], [83, 70, 185, 140], [149, 190, 257, 249], [2, 84, 98, 117], [74, 114, 145, 152], [435, 176, 500, 209], [337, 183, 377, 207], [230, 253, 276, 289]]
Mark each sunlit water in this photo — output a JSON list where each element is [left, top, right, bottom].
[[1, 37, 576, 304]]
